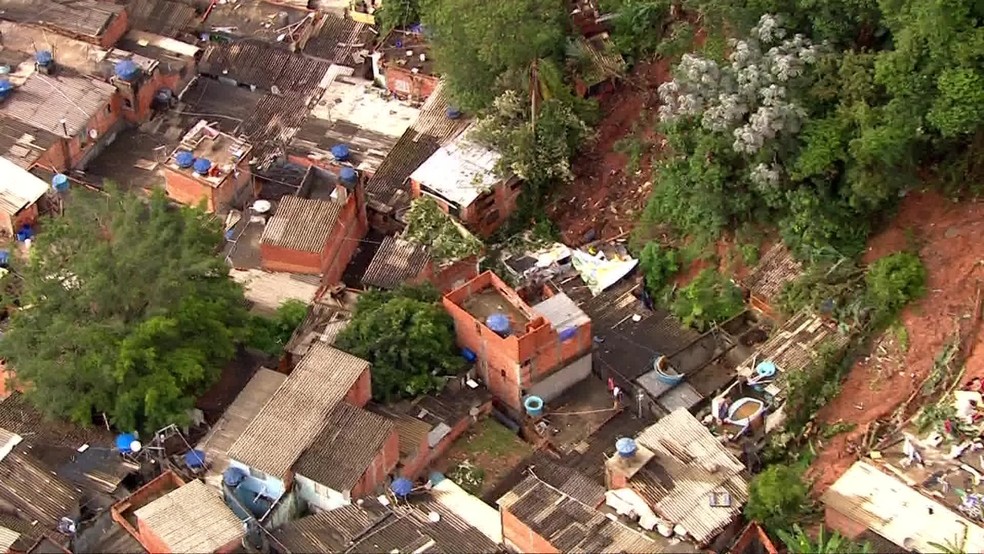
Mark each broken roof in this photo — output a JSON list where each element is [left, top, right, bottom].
[[741, 243, 803, 304], [0, 72, 116, 138], [362, 235, 430, 290], [0, 156, 50, 215], [229, 269, 320, 314], [303, 13, 373, 65], [0, 0, 124, 38], [134, 479, 245, 553], [822, 460, 984, 553], [0, 429, 82, 529], [199, 40, 330, 93], [227, 343, 369, 478], [410, 125, 503, 208], [284, 295, 355, 358], [261, 195, 342, 253], [630, 408, 748, 546], [293, 69, 421, 173], [498, 472, 664, 553], [365, 81, 471, 212], [293, 403, 394, 492], [0, 392, 114, 452]]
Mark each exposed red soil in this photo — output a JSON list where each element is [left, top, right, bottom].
[[549, 60, 673, 245], [808, 191, 984, 494]]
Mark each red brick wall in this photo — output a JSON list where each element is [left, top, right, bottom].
[[384, 67, 438, 101], [501, 508, 560, 554], [99, 9, 130, 49], [260, 244, 321, 274], [344, 368, 373, 407], [164, 161, 251, 213], [57, 96, 122, 169], [351, 428, 400, 498], [135, 519, 171, 554], [320, 191, 368, 287], [399, 400, 492, 479], [429, 256, 480, 292], [459, 179, 522, 237]]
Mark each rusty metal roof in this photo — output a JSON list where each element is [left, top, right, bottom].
[[134, 480, 244, 553], [293, 403, 394, 492], [227, 343, 369, 478], [303, 13, 373, 65], [362, 236, 430, 289], [260, 195, 342, 253], [632, 408, 748, 546]]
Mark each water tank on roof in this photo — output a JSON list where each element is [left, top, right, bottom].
[[616, 437, 637, 458], [184, 449, 207, 469], [52, 174, 69, 193], [331, 144, 350, 162], [0, 79, 13, 101], [223, 467, 247, 487], [114, 59, 141, 81], [446, 106, 462, 120], [174, 150, 194, 169], [35, 50, 53, 67], [339, 167, 358, 184], [391, 477, 413, 498], [193, 158, 212, 175], [486, 313, 511, 337]]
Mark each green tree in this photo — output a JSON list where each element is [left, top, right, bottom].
[[671, 269, 744, 331], [778, 524, 872, 553], [244, 299, 309, 356], [0, 189, 248, 434], [865, 251, 926, 319], [745, 464, 811, 531], [638, 242, 679, 293], [334, 285, 461, 400], [375, 0, 421, 32], [420, 0, 569, 110], [404, 197, 484, 264]]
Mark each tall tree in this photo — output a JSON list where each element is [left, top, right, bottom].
[[0, 189, 248, 434], [420, 0, 569, 111]]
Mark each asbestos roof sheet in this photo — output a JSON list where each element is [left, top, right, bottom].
[[227, 343, 369, 478], [134, 480, 245, 553], [0, 156, 49, 215], [528, 458, 605, 507], [365, 81, 471, 211], [0, 117, 58, 169], [0, 392, 114, 451], [260, 195, 342, 253], [632, 408, 748, 546], [410, 125, 502, 208], [293, 403, 394, 492], [303, 14, 373, 65], [273, 500, 389, 553], [362, 235, 430, 289], [202, 0, 312, 44], [532, 293, 591, 331], [0, 72, 115, 138], [243, 90, 312, 164], [126, 0, 197, 36], [0, 0, 123, 37], [0, 526, 20, 553], [822, 461, 984, 553], [0, 438, 82, 528]]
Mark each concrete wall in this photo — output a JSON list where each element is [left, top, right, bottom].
[[526, 353, 592, 403], [295, 472, 350, 512], [501, 507, 560, 554]]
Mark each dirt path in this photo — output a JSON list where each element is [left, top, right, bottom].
[[548, 60, 672, 245], [808, 192, 984, 494]]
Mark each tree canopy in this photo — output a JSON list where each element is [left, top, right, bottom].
[[334, 285, 461, 401], [0, 189, 248, 434]]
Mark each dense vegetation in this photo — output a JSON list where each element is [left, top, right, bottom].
[[334, 285, 461, 400], [0, 189, 249, 434], [244, 300, 308, 356]]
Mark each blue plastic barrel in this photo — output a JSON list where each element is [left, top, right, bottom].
[[115, 433, 137, 452], [174, 151, 194, 168], [35, 50, 53, 66], [558, 327, 577, 341], [756, 361, 777, 378], [0, 250, 10, 267], [523, 395, 544, 417], [616, 437, 638, 458], [339, 167, 358, 184], [331, 144, 350, 162], [223, 467, 247, 487], [461, 348, 477, 362], [193, 158, 212, 175], [52, 174, 69, 192], [391, 477, 413, 498], [15, 226, 32, 242], [184, 449, 206, 468], [486, 313, 511, 336]]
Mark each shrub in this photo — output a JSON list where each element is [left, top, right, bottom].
[[745, 464, 811, 532], [244, 299, 309, 356], [671, 269, 744, 331], [865, 251, 927, 318], [638, 242, 680, 293]]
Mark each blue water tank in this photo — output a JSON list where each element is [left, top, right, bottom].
[[184, 449, 206, 468], [35, 50, 53, 66], [15, 225, 32, 242], [486, 313, 511, 336], [523, 395, 544, 417], [223, 467, 247, 487], [461, 347, 477, 363], [0, 250, 10, 267], [446, 106, 462, 120], [193, 158, 212, 175], [429, 471, 446, 486], [391, 477, 413, 498], [616, 437, 638, 458], [51, 174, 69, 193], [331, 144, 350, 162], [0, 79, 13, 100], [756, 360, 777, 378], [339, 167, 358, 184], [174, 150, 194, 168], [115, 433, 137, 452], [114, 59, 141, 81]]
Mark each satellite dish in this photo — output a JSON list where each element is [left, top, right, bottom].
[[88, 129, 98, 140], [129, 440, 142, 453]]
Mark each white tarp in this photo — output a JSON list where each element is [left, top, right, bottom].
[[571, 249, 638, 296]]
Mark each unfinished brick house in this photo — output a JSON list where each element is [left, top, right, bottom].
[[162, 120, 253, 213], [443, 271, 593, 414]]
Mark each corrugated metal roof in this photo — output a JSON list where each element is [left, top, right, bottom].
[[303, 14, 373, 65], [532, 293, 591, 331], [0, 157, 50, 215], [742, 243, 802, 302], [0, 526, 20, 553], [0, 0, 123, 37], [294, 403, 393, 491], [126, 0, 197, 36], [528, 458, 605, 507], [410, 125, 502, 208], [243, 90, 312, 164], [499, 473, 662, 553], [0, 112, 58, 169], [273, 501, 388, 553], [365, 81, 471, 211], [0, 439, 82, 528], [260, 195, 342, 253], [134, 480, 245, 553], [371, 405, 430, 459], [0, 392, 114, 451], [362, 236, 430, 289], [632, 408, 748, 546], [823, 461, 984, 553], [227, 343, 369, 478], [0, 73, 116, 138]]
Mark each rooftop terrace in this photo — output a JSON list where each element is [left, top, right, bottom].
[[167, 120, 251, 188]]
